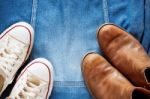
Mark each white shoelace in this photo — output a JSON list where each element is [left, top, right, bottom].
[[0, 35, 26, 79], [8, 72, 47, 99]]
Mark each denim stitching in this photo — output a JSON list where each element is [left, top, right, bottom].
[[102, 0, 109, 23], [54, 81, 85, 87], [139, 0, 145, 43], [31, 0, 38, 29]]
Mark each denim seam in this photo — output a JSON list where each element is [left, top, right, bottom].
[[31, 0, 38, 29], [102, 0, 109, 23], [140, 0, 145, 44], [54, 81, 86, 87]]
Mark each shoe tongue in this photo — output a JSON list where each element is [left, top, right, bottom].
[[28, 71, 47, 85], [28, 77, 40, 86]]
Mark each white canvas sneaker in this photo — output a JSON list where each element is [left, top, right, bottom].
[[0, 22, 34, 95], [7, 58, 54, 99]]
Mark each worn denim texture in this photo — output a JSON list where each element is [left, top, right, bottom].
[[0, 0, 150, 99]]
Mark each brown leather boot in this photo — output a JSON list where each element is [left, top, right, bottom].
[[97, 24, 150, 89], [81, 52, 150, 99]]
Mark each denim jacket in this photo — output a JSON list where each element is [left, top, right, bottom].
[[0, 0, 150, 99]]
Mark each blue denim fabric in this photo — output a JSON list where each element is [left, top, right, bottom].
[[0, 0, 150, 99], [142, 0, 150, 55]]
